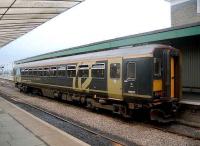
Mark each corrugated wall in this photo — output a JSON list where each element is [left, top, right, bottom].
[[182, 46, 200, 91]]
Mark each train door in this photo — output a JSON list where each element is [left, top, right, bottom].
[[163, 49, 181, 99], [170, 57, 175, 98], [123, 61, 137, 96], [170, 52, 181, 99], [107, 58, 122, 100]]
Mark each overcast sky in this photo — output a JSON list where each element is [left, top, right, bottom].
[[0, 0, 171, 67]]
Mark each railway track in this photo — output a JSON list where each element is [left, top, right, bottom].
[[6, 96, 128, 146], [146, 121, 200, 141], [8, 95, 200, 143], [0, 80, 200, 145]]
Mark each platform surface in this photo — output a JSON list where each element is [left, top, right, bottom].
[[180, 93, 200, 106], [0, 96, 89, 146]]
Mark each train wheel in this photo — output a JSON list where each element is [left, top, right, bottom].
[[61, 94, 67, 101], [86, 99, 95, 110], [23, 86, 30, 93], [121, 106, 131, 118], [80, 96, 86, 105]]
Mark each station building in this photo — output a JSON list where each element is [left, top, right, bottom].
[[167, 0, 200, 93], [168, 0, 200, 26]]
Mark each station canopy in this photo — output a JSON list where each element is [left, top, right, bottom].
[[0, 0, 83, 47]]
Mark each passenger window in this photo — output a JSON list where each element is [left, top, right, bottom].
[[127, 62, 136, 79], [92, 63, 105, 79], [24, 69, 28, 76], [38, 68, 43, 76], [154, 58, 161, 76], [78, 65, 89, 78], [33, 68, 37, 76], [50, 67, 57, 76], [110, 63, 120, 78], [57, 66, 66, 76], [44, 68, 49, 76], [29, 69, 33, 76], [67, 65, 76, 77], [21, 69, 24, 76]]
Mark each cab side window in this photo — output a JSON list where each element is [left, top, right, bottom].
[[127, 62, 136, 80], [110, 63, 120, 78], [154, 58, 161, 77]]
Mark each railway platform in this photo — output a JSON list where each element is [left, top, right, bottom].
[[180, 93, 200, 106], [178, 93, 200, 127], [0, 96, 89, 146]]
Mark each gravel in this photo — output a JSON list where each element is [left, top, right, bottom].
[[1, 79, 200, 146], [15, 102, 125, 146]]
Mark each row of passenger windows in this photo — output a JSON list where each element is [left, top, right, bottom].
[[20, 62, 137, 79], [21, 63, 106, 78]]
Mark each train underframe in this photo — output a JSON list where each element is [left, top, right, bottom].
[[15, 82, 179, 122]]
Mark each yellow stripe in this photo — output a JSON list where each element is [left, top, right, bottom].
[[78, 78, 82, 89], [22, 81, 71, 89], [79, 61, 95, 89], [89, 89, 107, 93], [153, 80, 162, 91], [107, 58, 122, 99], [123, 93, 151, 98], [73, 77, 76, 89], [123, 54, 153, 59], [82, 78, 92, 89], [171, 57, 175, 98]]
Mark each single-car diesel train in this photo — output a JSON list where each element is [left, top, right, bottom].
[[14, 44, 181, 121]]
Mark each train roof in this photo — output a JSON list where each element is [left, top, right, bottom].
[[15, 22, 200, 65], [16, 44, 170, 68]]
